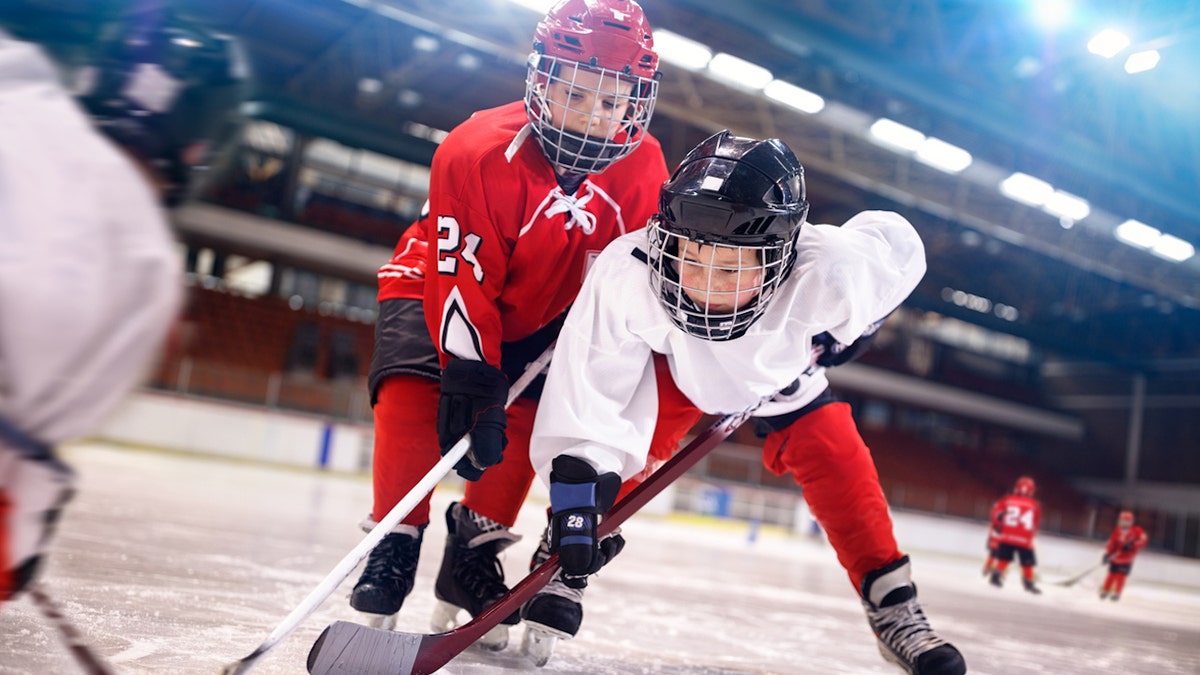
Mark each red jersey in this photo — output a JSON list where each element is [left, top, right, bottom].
[[1105, 525, 1147, 565], [990, 494, 1041, 549], [420, 101, 668, 367], [377, 213, 431, 303]]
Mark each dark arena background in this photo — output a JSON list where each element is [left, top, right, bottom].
[[2, 1, 1198, 673]]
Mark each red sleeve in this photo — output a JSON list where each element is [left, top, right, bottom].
[[377, 216, 430, 303]]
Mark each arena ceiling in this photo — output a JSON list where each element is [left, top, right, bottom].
[[10, 0, 1200, 367]]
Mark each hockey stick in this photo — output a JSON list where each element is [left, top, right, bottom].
[[28, 584, 117, 675], [219, 344, 555, 675], [306, 407, 758, 675], [1048, 561, 1105, 587]]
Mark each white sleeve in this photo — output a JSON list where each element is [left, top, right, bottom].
[[813, 210, 926, 345], [529, 248, 658, 485]]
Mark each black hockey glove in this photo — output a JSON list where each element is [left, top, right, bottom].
[[811, 318, 885, 368], [1102, 553, 1113, 564], [1121, 541, 1134, 552], [548, 455, 624, 589], [437, 358, 509, 481]]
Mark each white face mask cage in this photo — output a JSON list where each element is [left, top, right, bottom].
[[647, 217, 795, 341], [524, 54, 658, 175]]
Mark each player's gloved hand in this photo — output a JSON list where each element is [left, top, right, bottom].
[[437, 358, 509, 481], [1102, 553, 1113, 564], [548, 455, 624, 588], [1121, 541, 1133, 552], [811, 318, 885, 368]]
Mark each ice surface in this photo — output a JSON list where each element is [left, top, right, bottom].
[[2, 443, 1197, 674]]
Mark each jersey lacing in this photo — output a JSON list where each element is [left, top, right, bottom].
[[544, 186, 598, 234]]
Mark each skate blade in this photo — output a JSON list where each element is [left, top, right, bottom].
[[521, 626, 559, 667], [430, 600, 508, 651]]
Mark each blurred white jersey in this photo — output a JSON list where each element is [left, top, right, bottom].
[[530, 210, 925, 482], [0, 33, 181, 444]]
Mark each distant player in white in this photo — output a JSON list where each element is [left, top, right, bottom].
[[529, 131, 966, 675], [0, 8, 243, 602]]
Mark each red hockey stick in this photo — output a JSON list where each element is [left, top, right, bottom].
[[219, 345, 554, 675], [306, 408, 755, 675]]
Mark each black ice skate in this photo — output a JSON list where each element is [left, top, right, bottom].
[[520, 527, 584, 667], [1022, 578, 1042, 595], [432, 502, 521, 650], [349, 524, 424, 630], [988, 570, 1003, 588], [862, 556, 967, 675]]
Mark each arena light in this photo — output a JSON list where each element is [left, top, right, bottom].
[[1115, 219, 1161, 248], [999, 172, 1054, 206], [1151, 234, 1195, 263], [1030, 0, 1072, 30], [1042, 190, 1090, 222], [707, 52, 773, 90], [915, 137, 973, 174], [1124, 49, 1161, 74], [504, 0, 556, 12], [1087, 29, 1130, 58], [868, 118, 925, 152], [763, 80, 825, 113], [654, 30, 713, 72]]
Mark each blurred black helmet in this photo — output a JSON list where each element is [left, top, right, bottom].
[[648, 130, 809, 340], [75, 7, 248, 205]]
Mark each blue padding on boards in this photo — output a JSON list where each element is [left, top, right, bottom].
[[318, 422, 333, 468]]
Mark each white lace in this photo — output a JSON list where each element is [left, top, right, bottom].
[[544, 186, 598, 234], [867, 597, 948, 665]]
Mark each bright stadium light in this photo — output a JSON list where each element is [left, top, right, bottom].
[[1030, 0, 1072, 30], [868, 118, 925, 152], [763, 79, 825, 113], [1087, 29, 1130, 58], [1042, 190, 1090, 222], [999, 172, 1054, 206], [1124, 49, 1161, 74], [1151, 234, 1195, 263], [654, 30, 713, 71], [504, 0, 556, 12], [1115, 219, 1161, 248], [707, 52, 773, 90], [915, 137, 973, 174]]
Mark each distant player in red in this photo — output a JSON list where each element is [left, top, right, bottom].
[[987, 476, 1042, 594], [348, 0, 669, 650], [1100, 510, 1147, 601]]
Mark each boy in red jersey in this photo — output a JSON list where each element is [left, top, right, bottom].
[[349, 0, 671, 649], [1100, 510, 1148, 601], [987, 475, 1043, 594]]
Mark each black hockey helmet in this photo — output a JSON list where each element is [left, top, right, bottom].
[[75, 6, 248, 205], [648, 130, 809, 340]]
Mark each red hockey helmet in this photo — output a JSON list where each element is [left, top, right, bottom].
[[1013, 476, 1035, 497], [525, 0, 660, 174], [1118, 510, 1134, 528]]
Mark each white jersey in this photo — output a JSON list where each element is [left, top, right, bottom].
[[0, 34, 181, 444], [529, 210, 925, 483]]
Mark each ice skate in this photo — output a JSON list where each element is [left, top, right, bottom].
[[431, 502, 521, 650], [1099, 590, 1109, 600], [349, 525, 424, 628], [1109, 593, 1120, 602], [862, 556, 966, 675], [520, 528, 584, 667], [1022, 578, 1041, 595], [988, 570, 1003, 588]]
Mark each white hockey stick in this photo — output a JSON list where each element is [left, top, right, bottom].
[[1048, 561, 1105, 587], [219, 344, 555, 675]]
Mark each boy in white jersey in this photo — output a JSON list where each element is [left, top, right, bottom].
[[527, 131, 967, 675]]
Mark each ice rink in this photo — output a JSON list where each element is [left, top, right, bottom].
[[3, 442, 1198, 675]]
